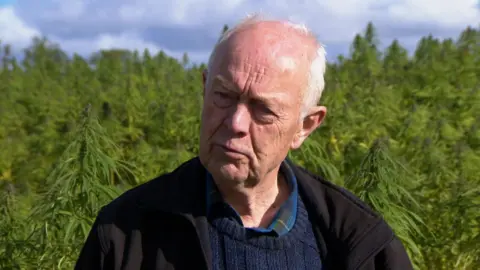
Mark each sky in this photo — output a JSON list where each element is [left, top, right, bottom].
[[0, 0, 479, 64]]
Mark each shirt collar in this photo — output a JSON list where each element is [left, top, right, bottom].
[[206, 160, 298, 236]]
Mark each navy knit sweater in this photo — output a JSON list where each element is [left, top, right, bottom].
[[208, 195, 322, 270]]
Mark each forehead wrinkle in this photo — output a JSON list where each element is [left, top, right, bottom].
[[213, 26, 313, 78], [214, 74, 291, 107], [214, 75, 235, 90], [212, 20, 317, 70]]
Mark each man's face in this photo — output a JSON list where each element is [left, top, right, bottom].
[[199, 24, 326, 186]]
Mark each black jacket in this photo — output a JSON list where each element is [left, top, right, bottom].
[[75, 157, 413, 270]]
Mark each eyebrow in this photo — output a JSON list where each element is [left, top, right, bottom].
[[214, 75, 236, 92], [213, 75, 290, 106]]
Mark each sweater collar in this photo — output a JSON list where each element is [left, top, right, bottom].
[[205, 160, 299, 236]]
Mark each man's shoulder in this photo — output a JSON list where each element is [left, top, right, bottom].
[[292, 162, 384, 218], [97, 157, 203, 222], [290, 162, 411, 268], [290, 162, 394, 245]]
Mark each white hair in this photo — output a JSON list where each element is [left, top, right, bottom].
[[206, 13, 327, 119]]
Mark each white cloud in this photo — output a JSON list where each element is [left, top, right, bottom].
[[0, 4, 206, 62], [59, 32, 162, 56], [1, 0, 479, 63], [0, 6, 39, 47], [386, 0, 479, 27], [57, 32, 209, 63]]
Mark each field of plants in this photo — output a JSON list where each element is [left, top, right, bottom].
[[0, 23, 479, 269]]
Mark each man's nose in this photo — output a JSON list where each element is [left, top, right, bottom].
[[224, 103, 250, 135]]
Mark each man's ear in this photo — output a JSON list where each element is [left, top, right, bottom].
[[202, 69, 208, 96], [290, 106, 327, 150]]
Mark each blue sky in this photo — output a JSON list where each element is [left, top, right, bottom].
[[0, 0, 479, 64], [0, 0, 14, 5]]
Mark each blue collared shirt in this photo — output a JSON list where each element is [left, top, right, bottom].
[[206, 160, 298, 237]]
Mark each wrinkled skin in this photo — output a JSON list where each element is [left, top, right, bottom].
[[198, 21, 327, 225]]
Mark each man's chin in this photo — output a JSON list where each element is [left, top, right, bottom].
[[213, 163, 249, 183]]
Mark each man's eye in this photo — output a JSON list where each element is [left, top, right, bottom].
[[215, 92, 230, 99], [213, 92, 235, 107], [260, 105, 273, 115], [251, 101, 273, 115], [251, 102, 276, 123]]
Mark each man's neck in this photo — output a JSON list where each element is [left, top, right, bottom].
[[215, 167, 290, 228]]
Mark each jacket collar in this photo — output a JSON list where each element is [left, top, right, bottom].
[[136, 156, 387, 234], [135, 156, 323, 219], [135, 157, 212, 269], [136, 157, 208, 217], [288, 160, 395, 268]]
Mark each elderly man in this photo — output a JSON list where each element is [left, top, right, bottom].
[[75, 14, 413, 270]]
